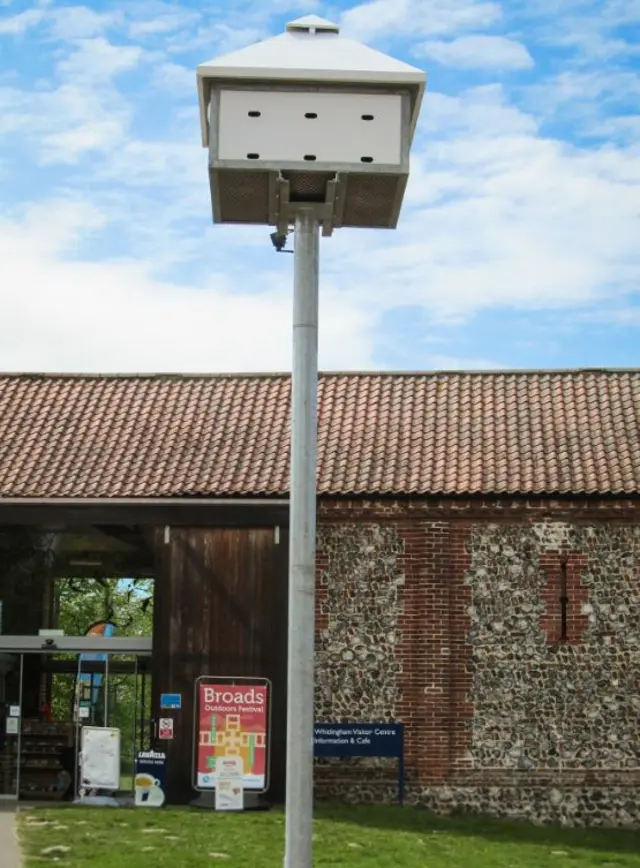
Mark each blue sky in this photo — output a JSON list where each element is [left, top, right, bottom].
[[0, 0, 638, 373]]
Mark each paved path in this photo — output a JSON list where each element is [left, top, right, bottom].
[[0, 806, 22, 867]]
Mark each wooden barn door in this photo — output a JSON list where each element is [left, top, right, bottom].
[[152, 527, 288, 803]]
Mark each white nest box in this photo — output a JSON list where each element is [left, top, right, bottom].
[[197, 15, 426, 235]]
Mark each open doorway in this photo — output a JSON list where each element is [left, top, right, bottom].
[[0, 524, 156, 802]]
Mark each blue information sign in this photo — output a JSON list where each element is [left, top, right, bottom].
[[314, 723, 405, 805], [160, 693, 182, 710]]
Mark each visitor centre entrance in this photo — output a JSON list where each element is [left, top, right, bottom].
[[0, 522, 156, 802], [0, 635, 152, 801]]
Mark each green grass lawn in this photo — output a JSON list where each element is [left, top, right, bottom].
[[18, 804, 640, 867]]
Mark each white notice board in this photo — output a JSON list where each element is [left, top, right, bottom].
[[80, 727, 121, 791]]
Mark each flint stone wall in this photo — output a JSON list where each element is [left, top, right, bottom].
[[315, 523, 403, 723], [313, 509, 640, 826], [466, 523, 640, 773], [314, 524, 403, 782]]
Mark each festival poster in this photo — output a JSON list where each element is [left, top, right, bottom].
[[196, 681, 269, 791]]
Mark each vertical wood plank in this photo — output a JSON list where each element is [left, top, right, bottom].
[[152, 525, 288, 802]]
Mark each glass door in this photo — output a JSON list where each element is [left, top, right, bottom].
[[0, 653, 22, 799], [73, 654, 145, 798], [104, 654, 140, 793]]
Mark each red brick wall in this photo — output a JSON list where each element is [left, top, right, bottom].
[[539, 551, 590, 644], [394, 519, 474, 784]]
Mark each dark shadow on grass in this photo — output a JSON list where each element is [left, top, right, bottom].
[[314, 802, 640, 857]]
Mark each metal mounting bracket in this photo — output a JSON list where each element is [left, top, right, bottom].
[[270, 172, 345, 237]]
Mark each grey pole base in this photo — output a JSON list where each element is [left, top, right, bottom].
[[189, 792, 271, 811]]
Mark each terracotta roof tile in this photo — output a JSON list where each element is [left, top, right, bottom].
[[0, 371, 638, 498]]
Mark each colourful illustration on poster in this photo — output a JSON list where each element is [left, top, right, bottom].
[[196, 682, 268, 791]]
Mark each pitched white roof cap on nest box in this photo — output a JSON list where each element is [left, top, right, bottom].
[[285, 14, 341, 32], [197, 15, 426, 147]]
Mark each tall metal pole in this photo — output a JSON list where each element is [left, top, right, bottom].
[[284, 207, 320, 868]]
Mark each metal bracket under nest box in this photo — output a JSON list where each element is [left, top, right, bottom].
[[270, 172, 345, 237]]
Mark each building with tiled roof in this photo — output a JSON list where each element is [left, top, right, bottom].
[[0, 369, 638, 498], [0, 369, 638, 823]]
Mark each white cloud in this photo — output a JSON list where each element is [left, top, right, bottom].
[[3, 64, 639, 368], [1, 0, 639, 373], [56, 37, 144, 81], [48, 6, 122, 40], [523, 70, 640, 133], [340, 0, 502, 39], [418, 85, 538, 138], [419, 34, 534, 69], [0, 85, 29, 134], [522, 0, 639, 61], [166, 22, 266, 55], [606, 0, 640, 21], [151, 61, 194, 94], [0, 198, 376, 372], [591, 116, 640, 142], [0, 37, 143, 163], [581, 306, 640, 327], [127, 2, 200, 38], [0, 8, 44, 34], [43, 116, 126, 163], [0, 79, 133, 163], [256, 0, 320, 11], [48, 38, 143, 161], [540, 70, 640, 108], [320, 84, 640, 321], [120, 0, 277, 54]]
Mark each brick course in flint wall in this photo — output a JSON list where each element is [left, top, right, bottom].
[[314, 497, 640, 827]]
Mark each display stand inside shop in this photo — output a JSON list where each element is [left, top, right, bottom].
[[19, 719, 73, 801]]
